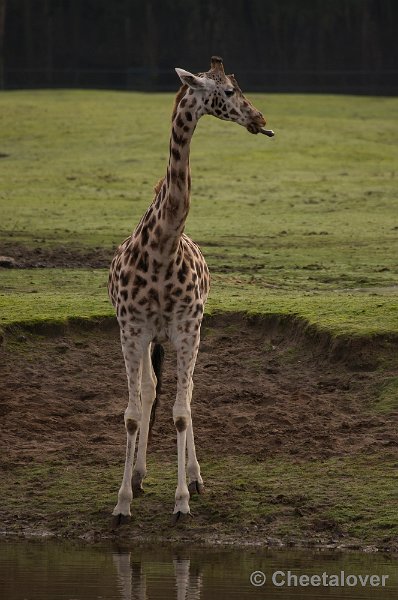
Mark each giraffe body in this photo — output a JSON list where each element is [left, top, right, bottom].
[[109, 231, 209, 345], [108, 57, 272, 523]]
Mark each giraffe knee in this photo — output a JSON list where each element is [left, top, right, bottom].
[[175, 417, 188, 432], [126, 419, 138, 434]]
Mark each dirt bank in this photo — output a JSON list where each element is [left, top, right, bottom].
[[0, 315, 397, 549], [0, 314, 396, 466]]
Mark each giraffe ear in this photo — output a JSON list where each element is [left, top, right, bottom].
[[175, 68, 206, 90]]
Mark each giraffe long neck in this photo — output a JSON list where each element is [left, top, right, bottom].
[[149, 89, 200, 256]]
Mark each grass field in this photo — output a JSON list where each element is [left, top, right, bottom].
[[1, 90, 398, 335]]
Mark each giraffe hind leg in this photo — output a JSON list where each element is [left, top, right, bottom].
[[132, 343, 158, 497], [186, 378, 205, 497]]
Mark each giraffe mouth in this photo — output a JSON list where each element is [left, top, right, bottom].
[[247, 123, 275, 137]]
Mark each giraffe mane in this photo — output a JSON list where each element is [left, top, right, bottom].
[[153, 176, 165, 196], [151, 84, 188, 207], [171, 84, 188, 121]]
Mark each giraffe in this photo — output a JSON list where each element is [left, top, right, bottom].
[[108, 56, 274, 525]]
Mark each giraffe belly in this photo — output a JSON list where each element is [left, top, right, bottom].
[[118, 299, 203, 345]]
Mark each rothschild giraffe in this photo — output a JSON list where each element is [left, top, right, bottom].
[[108, 56, 274, 525]]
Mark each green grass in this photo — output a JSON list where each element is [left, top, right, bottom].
[[1, 454, 396, 547], [1, 268, 398, 337], [0, 268, 111, 327], [0, 90, 397, 335]]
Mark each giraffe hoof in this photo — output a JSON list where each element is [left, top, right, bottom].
[[171, 511, 193, 526], [111, 513, 131, 529], [188, 481, 205, 497], [132, 483, 145, 498], [132, 473, 145, 498]]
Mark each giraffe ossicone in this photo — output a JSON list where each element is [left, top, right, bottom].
[[108, 56, 274, 526]]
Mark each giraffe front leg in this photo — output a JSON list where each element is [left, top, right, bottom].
[[112, 330, 145, 526], [171, 330, 200, 523], [173, 408, 191, 523], [112, 401, 141, 524]]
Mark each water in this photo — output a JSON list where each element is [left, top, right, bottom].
[[0, 539, 396, 600]]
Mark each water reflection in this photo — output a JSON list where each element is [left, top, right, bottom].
[[0, 539, 396, 600], [172, 558, 202, 600], [113, 552, 202, 600], [113, 552, 145, 600]]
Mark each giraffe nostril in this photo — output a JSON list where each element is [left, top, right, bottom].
[[255, 112, 266, 126]]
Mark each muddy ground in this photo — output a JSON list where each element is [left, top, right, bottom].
[[0, 243, 112, 269], [1, 314, 396, 469]]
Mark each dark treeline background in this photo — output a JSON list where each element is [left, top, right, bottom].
[[1, 0, 397, 93]]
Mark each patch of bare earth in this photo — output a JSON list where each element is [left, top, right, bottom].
[[0, 243, 112, 268], [0, 315, 397, 469]]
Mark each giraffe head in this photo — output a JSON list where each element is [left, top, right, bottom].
[[175, 56, 274, 137]]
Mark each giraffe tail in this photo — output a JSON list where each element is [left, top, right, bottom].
[[149, 343, 165, 439]]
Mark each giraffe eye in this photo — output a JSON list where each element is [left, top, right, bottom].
[[225, 88, 235, 97]]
